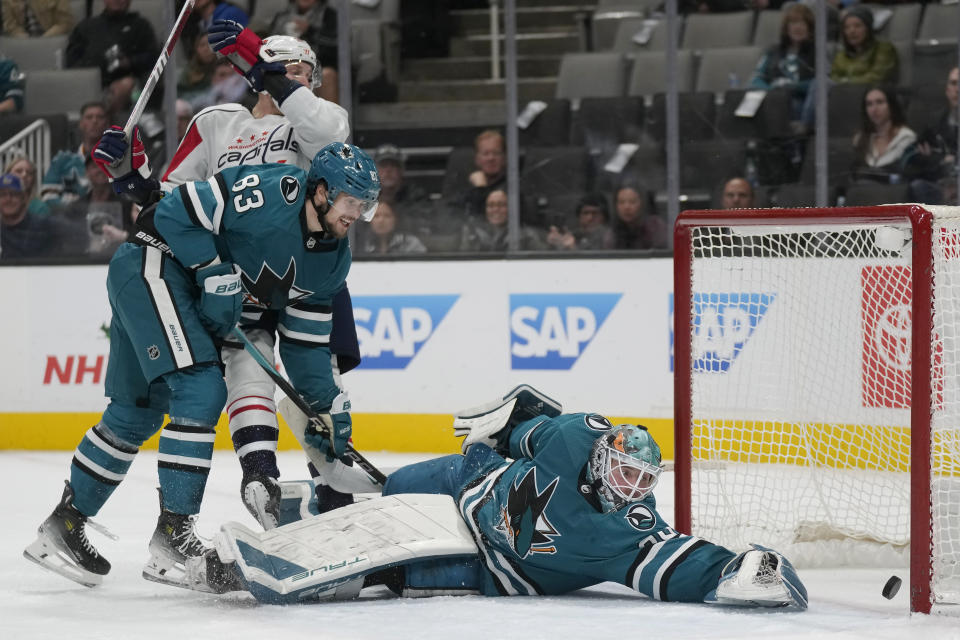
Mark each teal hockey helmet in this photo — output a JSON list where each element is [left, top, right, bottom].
[[307, 142, 381, 221], [587, 424, 662, 513]]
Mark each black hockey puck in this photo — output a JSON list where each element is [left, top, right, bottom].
[[882, 575, 902, 600]]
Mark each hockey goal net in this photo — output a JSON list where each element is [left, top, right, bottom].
[[673, 205, 960, 614]]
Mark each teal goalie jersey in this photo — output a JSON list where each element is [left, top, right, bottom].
[[460, 413, 736, 601], [153, 163, 351, 410]]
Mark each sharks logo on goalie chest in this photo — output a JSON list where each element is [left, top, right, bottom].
[[495, 468, 560, 558]]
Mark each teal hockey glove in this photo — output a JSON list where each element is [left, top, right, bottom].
[[195, 262, 243, 338], [305, 392, 352, 462]]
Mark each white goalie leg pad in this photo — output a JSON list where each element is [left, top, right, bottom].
[[277, 396, 381, 494], [704, 544, 808, 610], [216, 494, 478, 604], [452, 384, 562, 454]]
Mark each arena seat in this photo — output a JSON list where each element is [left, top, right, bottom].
[[555, 52, 630, 99], [681, 11, 755, 49], [0, 35, 68, 72], [626, 49, 695, 96], [693, 46, 764, 94], [23, 68, 102, 118]]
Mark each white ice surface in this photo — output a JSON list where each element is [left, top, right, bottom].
[[2, 450, 959, 640]]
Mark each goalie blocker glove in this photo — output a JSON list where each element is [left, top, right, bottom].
[[452, 384, 562, 456], [92, 125, 161, 204]]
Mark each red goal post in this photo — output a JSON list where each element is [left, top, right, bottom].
[[672, 205, 960, 615]]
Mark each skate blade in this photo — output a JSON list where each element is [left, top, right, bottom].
[[142, 555, 189, 589], [242, 482, 279, 530], [23, 539, 102, 588], [142, 542, 189, 587]]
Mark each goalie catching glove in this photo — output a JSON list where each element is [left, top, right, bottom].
[[452, 384, 562, 456], [305, 391, 352, 462], [208, 19, 290, 96], [92, 125, 160, 204], [704, 544, 808, 610]]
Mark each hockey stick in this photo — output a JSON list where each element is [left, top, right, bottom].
[[123, 0, 196, 138], [230, 327, 388, 486]]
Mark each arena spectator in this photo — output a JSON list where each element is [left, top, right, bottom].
[[0, 54, 25, 114], [175, 98, 194, 142], [356, 200, 427, 255], [65, 0, 160, 115], [177, 31, 219, 106], [459, 188, 545, 252], [2, 0, 73, 37], [0, 173, 62, 259], [450, 129, 507, 219], [196, 0, 248, 30], [268, 0, 338, 104], [374, 144, 433, 220], [189, 57, 249, 111], [850, 86, 915, 184], [611, 185, 666, 250], [905, 67, 959, 206], [831, 5, 898, 86], [4, 155, 49, 218], [181, 0, 249, 63], [750, 3, 815, 124], [720, 176, 755, 209], [56, 156, 131, 258], [41, 101, 107, 204], [546, 192, 614, 251]]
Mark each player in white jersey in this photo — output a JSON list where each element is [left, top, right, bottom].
[[94, 19, 361, 530]]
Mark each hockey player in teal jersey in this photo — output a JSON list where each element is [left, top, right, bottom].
[[182, 386, 808, 610], [23, 142, 380, 590]]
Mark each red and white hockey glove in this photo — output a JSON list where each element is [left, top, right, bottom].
[[208, 19, 285, 92], [92, 125, 158, 204]]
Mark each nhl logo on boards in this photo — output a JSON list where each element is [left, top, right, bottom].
[[280, 176, 300, 204], [146, 345, 160, 360]]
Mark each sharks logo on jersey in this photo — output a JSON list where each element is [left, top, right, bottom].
[[240, 257, 313, 309], [279, 176, 300, 204], [585, 414, 613, 431], [495, 468, 560, 558], [625, 504, 657, 531]]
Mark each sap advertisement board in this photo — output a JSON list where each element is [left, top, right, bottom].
[[0, 260, 677, 418]]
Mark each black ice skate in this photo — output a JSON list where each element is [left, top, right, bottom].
[[23, 480, 113, 587], [315, 482, 354, 514], [142, 490, 210, 588], [241, 473, 281, 530], [183, 549, 245, 594]]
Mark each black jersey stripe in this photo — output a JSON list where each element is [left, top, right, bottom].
[[158, 460, 212, 475], [178, 184, 204, 230], [657, 539, 710, 602], [278, 332, 330, 348], [290, 300, 334, 313], [71, 456, 122, 486]]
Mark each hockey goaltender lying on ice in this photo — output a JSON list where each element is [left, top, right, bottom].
[[168, 385, 809, 609]]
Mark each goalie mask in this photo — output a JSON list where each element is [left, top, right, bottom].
[[587, 424, 662, 513], [308, 142, 381, 221], [261, 35, 321, 89]]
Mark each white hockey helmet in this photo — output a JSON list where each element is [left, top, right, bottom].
[[261, 35, 320, 88]]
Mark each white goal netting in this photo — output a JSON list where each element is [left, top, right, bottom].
[[678, 206, 960, 610]]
